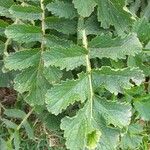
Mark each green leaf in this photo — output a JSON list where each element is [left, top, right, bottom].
[[120, 124, 143, 149], [45, 34, 73, 48], [85, 15, 102, 35], [0, 19, 9, 36], [95, 0, 133, 34], [0, 0, 14, 17], [127, 54, 150, 76], [43, 46, 87, 70], [4, 109, 26, 119], [2, 118, 17, 129], [45, 17, 77, 35], [92, 66, 144, 94], [145, 41, 150, 50], [43, 66, 62, 84], [127, 0, 141, 16], [133, 18, 150, 44], [14, 67, 51, 105], [46, 73, 89, 115], [4, 109, 34, 139], [23, 121, 34, 139], [94, 117, 120, 150], [61, 98, 121, 150], [73, 0, 96, 17], [5, 24, 42, 43], [142, 1, 150, 20], [134, 95, 150, 121], [0, 61, 14, 87], [94, 96, 131, 128], [0, 40, 5, 55], [14, 131, 20, 150], [5, 49, 41, 71], [46, 1, 77, 19], [37, 110, 62, 130], [89, 34, 142, 60], [61, 102, 98, 150], [0, 138, 7, 150], [9, 5, 42, 21]]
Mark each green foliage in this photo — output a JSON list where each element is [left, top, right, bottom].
[[73, 0, 96, 17], [95, 0, 133, 34], [0, 0, 150, 150], [9, 5, 42, 21], [120, 124, 143, 149], [89, 34, 142, 60], [46, 73, 89, 115], [0, 0, 14, 17], [47, 1, 77, 19], [43, 46, 87, 70], [5, 49, 41, 70], [5, 24, 42, 43], [93, 67, 144, 94]]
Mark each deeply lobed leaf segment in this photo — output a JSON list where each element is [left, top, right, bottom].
[[0, 0, 149, 149]]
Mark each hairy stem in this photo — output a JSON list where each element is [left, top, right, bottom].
[[17, 108, 34, 131], [38, 0, 46, 71], [4, 39, 11, 57], [9, 108, 34, 142], [40, 0, 46, 51], [82, 29, 94, 120]]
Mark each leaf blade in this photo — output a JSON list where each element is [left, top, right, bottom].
[[92, 66, 144, 94], [46, 73, 89, 115], [5, 24, 42, 43], [43, 46, 87, 70], [9, 5, 42, 21]]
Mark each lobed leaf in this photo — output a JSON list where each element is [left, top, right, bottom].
[[89, 34, 142, 60], [45, 34, 73, 48], [46, 73, 89, 115], [120, 124, 143, 149], [92, 66, 144, 94], [133, 18, 150, 44], [0, 0, 14, 17], [45, 17, 77, 35], [93, 96, 131, 128], [95, 0, 133, 34], [46, 1, 77, 19], [95, 117, 120, 150], [134, 95, 150, 121], [0, 19, 9, 36], [85, 15, 102, 35], [61, 102, 99, 150], [5, 24, 42, 43], [5, 49, 41, 71], [43, 66, 62, 84], [43, 46, 87, 70], [73, 0, 96, 17], [9, 5, 42, 21], [14, 67, 51, 105], [61, 97, 125, 150]]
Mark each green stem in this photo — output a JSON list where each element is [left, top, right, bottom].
[[82, 29, 94, 120], [40, 0, 46, 52], [37, 0, 46, 72], [9, 108, 34, 142], [0, 101, 6, 110], [4, 39, 11, 57]]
